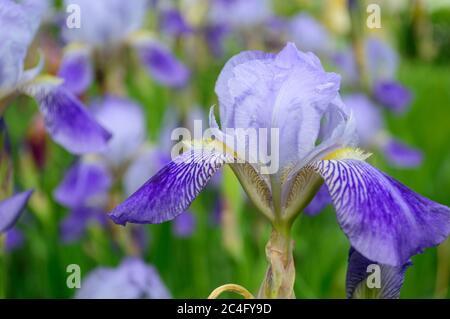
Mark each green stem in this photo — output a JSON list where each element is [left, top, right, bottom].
[[258, 226, 295, 299]]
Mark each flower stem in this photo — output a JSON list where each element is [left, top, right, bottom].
[[258, 226, 295, 299]]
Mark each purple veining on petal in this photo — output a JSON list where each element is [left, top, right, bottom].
[[57, 48, 93, 95], [0, 190, 33, 233], [304, 184, 332, 216], [136, 40, 190, 88], [312, 159, 450, 266], [382, 138, 423, 168], [75, 257, 171, 299], [54, 160, 112, 208], [110, 148, 228, 225], [172, 211, 196, 237], [346, 247, 411, 299], [373, 80, 412, 114]]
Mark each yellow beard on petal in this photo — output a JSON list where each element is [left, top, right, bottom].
[[322, 147, 372, 161]]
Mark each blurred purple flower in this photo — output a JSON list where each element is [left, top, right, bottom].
[[60, 207, 107, 243], [134, 39, 190, 88], [173, 211, 196, 238], [62, 0, 147, 46], [0, 0, 111, 154], [365, 36, 398, 84], [159, 8, 193, 37], [92, 96, 147, 167], [0, 190, 33, 234], [208, 0, 272, 29], [110, 43, 450, 268], [4, 227, 24, 251], [382, 138, 423, 168], [75, 257, 171, 299], [204, 23, 230, 57], [288, 13, 333, 55], [57, 46, 93, 95], [342, 94, 383, 146], [54, 160, 112, 209], [373, 80, 412, 114]]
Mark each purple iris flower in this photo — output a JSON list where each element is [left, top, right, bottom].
[[91, 96, 147, 167], [54, 160, 111, 242], [4, 227, 24, 251], [159, 8, 193, 37], [173, 211, 196, 238], [288, 13, 333, 56], [208, 0, 272, 29], [0, 190, 33, 234], [346, 247, 411, 299], [0, 0, 111, 154], [110, 43, 450, 271], [75, 257, 171, 299], [57, 45, 93, 95], [343, 94, 423, 168], [373, 80, 412, 114], [60, 0, 190, 89]]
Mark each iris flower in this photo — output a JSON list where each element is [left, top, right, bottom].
[[0, 0, 111, 154], [59, 0, 189, 92], [110, 43, 450, 298]]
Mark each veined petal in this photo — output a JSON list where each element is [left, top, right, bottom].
[[109, 146, 230, 225], [58, 45, 93, 95], [0, 190, 33, 233], [347, 247, 411, 299], [20, 76, 111, 154], [311, 158, 450, 266]]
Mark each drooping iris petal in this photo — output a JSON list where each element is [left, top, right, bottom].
[[173, 211, 196, 238], [110, 147, 229, 225], [54, 160, 112, 208], [4, 227, 24, 251], [382, 138, 423, 168], [134, 39, 190, 88], [0, 0, 43, 97], [373, 80, 412, 114], [75, 258, 171, 299], [304, 184, 331, 216], [0, 190, 33, 233], [346, 247, 411, 299], [62, 0, 147, 46], [288, 13, 333, 55], [21, 78, 112, 154], [311, 159, 450, 266], [159, 8, 193, 37], [58, 46, 93, 95], [342, 94, 383, 146], [60, 207, 106, 243], [124, 147, 170, 196], [92, 96, 146, 166]]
